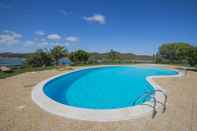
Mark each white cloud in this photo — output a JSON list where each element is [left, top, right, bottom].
[[37, 41, 49, 48], [0, 30, 22, 45], [47, 34, 61, 41], [58, 9, 71, 16], [64, 43, 70, 46], [35, 30, 45, 36], [0, 30, 80, 52], [24, 39, 49, 49], [25, 40, 34, 45], [65, 36, 79, 43], [83, 14, 106, 24]]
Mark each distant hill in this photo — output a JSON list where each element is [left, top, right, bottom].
[[0, 52, 153, 64], [0, 52, 32, 58], [88, 52, 153, 63]]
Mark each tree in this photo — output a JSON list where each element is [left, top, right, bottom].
[[26, 49, 53, 67], [157, 42, 193, 64], [51, 46, 68, 65], [107, 49, 121, 62], [176, 43, 193, 63], [187, 46, 197, 66], [69, 50, 89, 64]]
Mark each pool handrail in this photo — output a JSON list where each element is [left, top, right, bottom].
[[132, 89, 167, 117]]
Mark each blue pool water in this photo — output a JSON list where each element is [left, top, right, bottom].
[[43, 66, 177, 109]]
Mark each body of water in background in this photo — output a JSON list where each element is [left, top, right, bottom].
[[0, 57, 24, 67]]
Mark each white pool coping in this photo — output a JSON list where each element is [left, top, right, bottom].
[[32, 65, 184, 122]]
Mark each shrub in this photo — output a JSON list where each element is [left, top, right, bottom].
[[26, 49, 53, 67]]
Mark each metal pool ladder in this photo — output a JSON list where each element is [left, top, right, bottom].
[[132, 90, 167, 118]]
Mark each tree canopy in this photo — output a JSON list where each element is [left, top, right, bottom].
[[26, 46, 68, 67], [187, 46, 197, 66], [25, 42, 197, 68], [156, 42, 197, 66], [26, 49, 53, 67], [51, 46, 68, 65], [69, 50, 89, 64]]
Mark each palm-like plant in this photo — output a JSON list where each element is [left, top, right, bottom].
[[51, 46, 68, 65]]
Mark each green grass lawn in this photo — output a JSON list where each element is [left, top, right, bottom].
[[0, 66, 56, 79]]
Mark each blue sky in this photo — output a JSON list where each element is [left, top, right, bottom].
[[0, 0, 197, 55]]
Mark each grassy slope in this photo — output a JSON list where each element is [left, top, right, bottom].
[[0, 66, 56, 79]]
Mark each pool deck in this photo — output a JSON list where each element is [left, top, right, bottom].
[[0, 64, 197, 131]]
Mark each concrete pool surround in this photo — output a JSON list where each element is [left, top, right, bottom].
[[32, 65, 184, 122]]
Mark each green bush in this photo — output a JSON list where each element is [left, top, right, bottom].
[[51, 46, 68, 65], [26, 49, 53, 67], [156, 42, 196, 66], [69, 50, 89, 65]]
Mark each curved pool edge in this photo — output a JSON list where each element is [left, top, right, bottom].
[[32, 65, 184, 122]]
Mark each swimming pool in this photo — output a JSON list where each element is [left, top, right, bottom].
[[32, 65, 182, 121]]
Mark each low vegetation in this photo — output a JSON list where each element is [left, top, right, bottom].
[[26, 49, 54, 67], [0, 66, 55, 79], [25, 46, 151, 67], [69, 50, 90, 65], [0, 42, 196, 79], [51, 46, 69, 65], [25, 46, 90, 67]]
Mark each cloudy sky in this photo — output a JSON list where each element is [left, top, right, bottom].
[[0, 0, 197, 54]]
